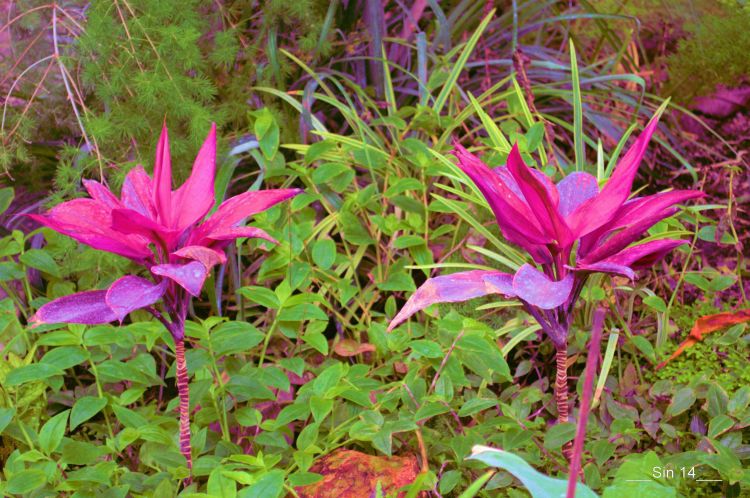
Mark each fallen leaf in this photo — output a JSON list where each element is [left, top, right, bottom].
[[296, 449, 424, 498], [333, 338, 376, 357], [656, 309, 750, 369]]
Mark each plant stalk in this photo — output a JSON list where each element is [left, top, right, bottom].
[[555, 343, 573, 461], [175, 337, 192, 479]]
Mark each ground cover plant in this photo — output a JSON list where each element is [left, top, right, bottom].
[[0, 1, 748, 497]]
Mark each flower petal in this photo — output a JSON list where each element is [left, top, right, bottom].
[[567, 112, 662, 238], [83, 180, 120, 210], [31, 290, 117, 325], [121, 166, 156, 219], [387, 270, 515, 331], [452, 141, 550, 246], [111, 208, 179, 249], [105, 276, 167, 321], [556, 172, 598, 217], [574, 240, 688, 280], [172, 245, 227, 269], [512, 264, 573, 310], [572, 261, 636, 280], [153, 123, 173, 226], [171, 123, 216, 230], [506, 145, 571, 247], [28, 199, 151, 261], [195, 189, 303, 242], [151, 261, 207, 297], [206, 226, 278, 244]]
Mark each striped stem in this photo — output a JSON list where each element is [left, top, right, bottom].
[[555, 343, 573, 461], [175, 337, 192, 477]]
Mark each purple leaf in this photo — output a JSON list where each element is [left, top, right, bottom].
[[28, 199, 151, 261], [151, 261, 207, 297], [387, 270, 515, 331], [172, 245, 227, 269], [171, 124, 216, 230], [110, 208, 179, 249], [121, 166, 156, 219], [194, 189, 302, 243], [556, 172, 598, 217], [572, 261, 636, 280], [105, 276, 167, 321], [567, 113, 662, 239], [206, 226, 278, 244], [82, 180, 120, 210], [575, 239, 688, 280], [506, 145, 571, 247], [31, 290, 117, 325], [153, 123, 173, 226], [452, 141, 550, 246], [512, 264, 573, 309]]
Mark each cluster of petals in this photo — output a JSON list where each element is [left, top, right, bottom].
[[30, 124, 301, 326], [388, 113, 703, 330]]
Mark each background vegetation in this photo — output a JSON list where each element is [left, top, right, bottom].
[[0, 0, 747, 496]]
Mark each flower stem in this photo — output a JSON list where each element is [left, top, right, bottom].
[[555, 343, 573, 461], [175, 337, 192, 478]]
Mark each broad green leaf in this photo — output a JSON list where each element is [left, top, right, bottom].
[[666, 387, 696, 418], [211, 321, 264, 356], [5, 363, 64, 386], [6, 469, 47, 494], [0, 187, 14, 215], [39, 410, 69, 454], [469, 445, 598, 498], [20, 249, 61, 278], [70, 396, 108, 431]]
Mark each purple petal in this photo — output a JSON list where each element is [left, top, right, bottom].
[[556, 172, 599, 217], [573, 261, 636, 280], [387, 270, 515, 331], [105, 276, 167, 321], [194, 189, 302, 243], [153, 124, 173, 226], [506, 145, 571, 247], [567, 112, 662, 239], [83, 180, 120, 210], [451, 141, 550, 246], [574, 239, 688, 280], [171, 124, 216, 231], [28, 200, 151, 261], [151, 261, 207, 297], [121, 166, 156, 219], [512, 264, 573, 310], [111, 208, 179, 249], [207, 226, 278, 244], [172, 245, 227, 269], [579, 189, 703, 258], [31, 290, 117, 325]]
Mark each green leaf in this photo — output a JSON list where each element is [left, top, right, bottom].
[[39, 410, 69, 454], [211, 321, 264, 356], [0, 407, 15, 434], [666, 387, 696, 418], [543, 422, 576, 450], [5, 363, 64, 386], [312, 238, 336, 270], [708, 414, 734, 439], [642, 295, 667, 313], [569, 40, 584, 171], [20, 249, 61, 278], [239, 286, 280, 309], [240, 469, 284, 498], [6, 469, 47, 494], [70, 396, 108, 431], [0, 187, 14, 215], [208, 466, 237, 498], [469, 445, 597, 498]]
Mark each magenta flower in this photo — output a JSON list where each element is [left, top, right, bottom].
[[387, 111, 703, 446], [29, 123, 302, 475]]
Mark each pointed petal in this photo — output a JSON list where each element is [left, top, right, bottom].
[[105, 276, 167, 321], [451, 141, 550, 245], [111, 208, 179, 249], [387, 270, 515, 331], [151, 261, 207, 297], [172, 245, 227, 269], [556, 172, 598, 217], [196, 189, 303, 242], [506, 145, 570, 246], [574, 240, 688, 280], [580, 208, 680, 264], [31, 290, 117, 325], [171, 123, 217, 230], [494, 166, 558, 202], [512, 264, 573, 310], [83, 180, 120, 210], [28, 200, 151, 260], [578, 189, 703, 258], [153, 124, 172, 226], [567, 113, 662, 238], [207, 226, 278, 244], [572, 261, 636, 280], [121, 166, 156, 218]]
